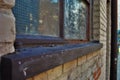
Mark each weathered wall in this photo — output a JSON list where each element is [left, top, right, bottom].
[[27, 50, 103, 80], [0, 0, 15, 79], [0, 0, 111, 80], [0, 0, 15, 57], [99, 0, 107, 80], [93, 0, 109, 80]]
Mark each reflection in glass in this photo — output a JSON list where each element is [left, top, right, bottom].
[[13, 0, 59, 37], [39, 0, 59, 37], [13, 0, 40, 35], [64, 0, 88, 39]]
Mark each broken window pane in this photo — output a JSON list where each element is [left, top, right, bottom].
[[64, 0, 88, 39]]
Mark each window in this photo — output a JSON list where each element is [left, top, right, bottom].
[[13, 0, 59, 37], [13, 0, 90, 48], [64, 0, 89, 40]]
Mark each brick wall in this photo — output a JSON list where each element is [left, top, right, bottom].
[[93, 0, 110, 80], [27, 50, 103, 80], [99, 0, 107, 80]]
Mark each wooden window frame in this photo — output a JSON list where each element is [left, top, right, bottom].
[[15, 0, 91, 49]]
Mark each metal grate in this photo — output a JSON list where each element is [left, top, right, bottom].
[[13, 0, 40, 34]]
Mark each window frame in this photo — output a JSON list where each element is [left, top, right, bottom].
[[60, 0, 90, 43], [14, 0, 91, 49]]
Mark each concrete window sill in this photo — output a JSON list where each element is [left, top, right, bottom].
[[1, 42, 103, 80]]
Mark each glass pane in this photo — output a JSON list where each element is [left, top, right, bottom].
[[64, 0, 88, 39], [39, 0, 59, 37], [13, 0, 59, 37]]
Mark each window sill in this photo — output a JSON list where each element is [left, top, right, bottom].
[[15, 35, 67, 49], [1, 42, 103, 80]]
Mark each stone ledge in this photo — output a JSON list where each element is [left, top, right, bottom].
[[0, 0, 15, 8], [1, 42, 103, 80]]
